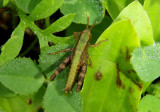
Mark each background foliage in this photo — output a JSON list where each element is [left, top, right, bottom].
[[0, 0, 160, 112]]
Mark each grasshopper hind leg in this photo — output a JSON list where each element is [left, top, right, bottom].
[[50, 56, 71, 81], [76, 63, 87, 92]]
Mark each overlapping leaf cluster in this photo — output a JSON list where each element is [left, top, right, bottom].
[[0, 0, 160, 112]]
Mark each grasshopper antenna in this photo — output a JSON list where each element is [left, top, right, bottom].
[[86, 17, 89, 29], [89, 22, 97, 31]]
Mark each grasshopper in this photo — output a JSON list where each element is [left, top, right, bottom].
[[50, 18, 106, 93]]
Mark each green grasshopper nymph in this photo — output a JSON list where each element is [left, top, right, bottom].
[[50, 18, 106, 93]]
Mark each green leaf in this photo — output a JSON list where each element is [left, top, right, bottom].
[[0, 96, 33, 112], [0, 108, 3, 112], [0, 1, 3, 7], [138, 95, 160, 112], [0, 22, 25, 66], [0, 58, 44, 95], [60, 0, 105, 25], [20, 85, 46, 111], [8, 96, 33, 112], [3, 0, 9, 6], [103, 0, 134, 19], [82, 20, 142, 112], [144, 0, 160, 42], [29, 85, 46, 111], [97, 19, 140, 62], [43, 80, 82, 112], [29, 0, 64, 21], [131, 44, 160, 82], [13, 0, 41, 13], [146, 81, 160, 97], [44, 14, 75, 34], [115, 1, 154, 46], [90, 16, 112, 44], [0, 83, 15, 97], [17, 10, 75, 49], [139, 0, 145, 5], [0, 97, 12, 112]]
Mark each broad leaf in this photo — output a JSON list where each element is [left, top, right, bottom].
[[44, 14, 75, 34], [147, 81, 160, 97], [0, 58, 44, 95], [144, 0, 160, 42], [47, 35, 76, 46], [139, 0, 145, 5], [29, 85, 46, 111], [0, 97, 12, 112], [13, 0, 41, 13], [82, 20, 142, 112], [3, 0, 9, 6], [138, 95, 160, 112], [20, 85, 46, 111], [0, 22, 25, 66], [0, 83, 15, 97], [0, 108, 3, 112], [0, 96, 33, 112], [43, 80, 82, 112], [115, 1, 154, 46], [29, 0, 64, 21], [60, 0, 105, 25], [131, 44, 160, 82], [103, 0, 134, 19]]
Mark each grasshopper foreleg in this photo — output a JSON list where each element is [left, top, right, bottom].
[[50, 56, 71, 81], [76, 63, 87, 92], [49, 48, 73, 55], [73, 32, 82, 40], [90, 40, 107, 47]]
